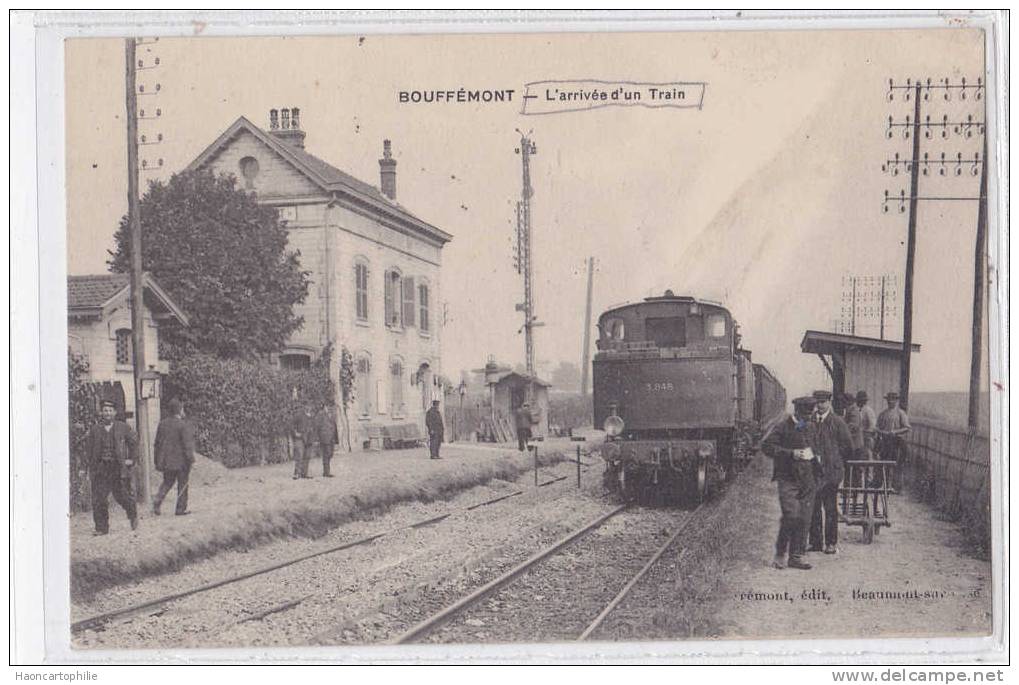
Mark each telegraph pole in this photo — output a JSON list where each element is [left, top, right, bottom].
[[899, 81, 922, 411], [884, 76, 986, 413], [580, 256, 594, 396], [126, 38, 152, 504], [967, 136, 988, 429], [514, 130, 541, 378]]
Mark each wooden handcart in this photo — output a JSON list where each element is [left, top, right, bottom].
[[838, 459, 897, 544]]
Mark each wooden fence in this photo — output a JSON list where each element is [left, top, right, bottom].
[[903, 417, 991, 557]]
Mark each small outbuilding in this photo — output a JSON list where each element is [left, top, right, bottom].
[[801, 330, 921, 405], [67, 273, 189, 440], [483, 363, 552, 440]]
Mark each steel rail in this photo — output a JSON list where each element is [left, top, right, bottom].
[[71, 471, 580, 634], [390, 504, 628, 645], [576, 514, 696, 641]]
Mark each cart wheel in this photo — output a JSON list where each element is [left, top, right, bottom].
[[862, 521, 875, 544]]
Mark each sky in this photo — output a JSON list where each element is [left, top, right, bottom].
[[65, 28, 989, 398]]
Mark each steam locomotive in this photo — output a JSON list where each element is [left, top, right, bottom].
[[593, 291, 787, 505]]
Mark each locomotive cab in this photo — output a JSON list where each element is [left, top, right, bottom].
[[593, 291, 770, 506]]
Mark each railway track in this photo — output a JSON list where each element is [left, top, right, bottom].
[[71, 466, 587, 636], [390, 502, 703, 644]]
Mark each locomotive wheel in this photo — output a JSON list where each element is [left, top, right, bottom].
[[688, 460, 708, 505]]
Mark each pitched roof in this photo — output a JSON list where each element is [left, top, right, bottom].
[[186, 116, 452, 245], [801, 330, 920, 355], [68, 273, 189, 326], [68, 273, 130, 309]]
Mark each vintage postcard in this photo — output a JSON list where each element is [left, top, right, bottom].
[[24, 15, 1005, 663]]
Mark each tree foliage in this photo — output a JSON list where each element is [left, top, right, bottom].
[[163, 353, 335, 467], [109, 169, 310, 360]]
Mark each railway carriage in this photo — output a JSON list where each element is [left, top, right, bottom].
[[593, 291, 786, 505]]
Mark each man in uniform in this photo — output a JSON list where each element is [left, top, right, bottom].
[[152, 397, 196, 516], [761, 396, 818, 570], [425, 400, 444, 460], [877, 391, 911, 492], [86, 399, 139, 535], [514, 402, 536, 452], [808, 389, 854, 555], [856, 391, 878, 459], [315, 401, 339, 477], [291, 403, 317, 480]]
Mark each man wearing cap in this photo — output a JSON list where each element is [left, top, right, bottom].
[[152, 397, 196, 516], [877, 392, 911, 492], [425, 400, 444, 460], [856, 391, 878, 459], [809, 389, 854, 554], [85, 400, 139, 534], [514, 402, 536, 452], [762, 396, 819, 570]]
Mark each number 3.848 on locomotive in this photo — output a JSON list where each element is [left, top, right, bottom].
[[593, 291, 786, 505]]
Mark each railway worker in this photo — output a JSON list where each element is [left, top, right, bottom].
[[152, 397, 196, 516], [425, 400, 444, 460], [856, 391, 878, 459], [761, 396, 818, 570], [315, 401, 339, 477], [85, 399, 139, 535], [808, 390, 854, 555], [515, 402, 537, 452], [877, 392, 911, 493], [291, 403, 317, 480]]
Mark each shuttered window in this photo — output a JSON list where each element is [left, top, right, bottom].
[[356, 355, 372, 416], [355, 263, 369, 321], [115, 329, 132, 365], [419, 284, 430, 332], [384, 270, 401, 328], [402, 276, 415, 328], [390, 359, 404, 416]]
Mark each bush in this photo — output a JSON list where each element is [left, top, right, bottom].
[[68, 350, 94, 510], [163, 352, 335, 467]]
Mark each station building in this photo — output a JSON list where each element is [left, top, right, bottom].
[[185, 108, 453, 447]]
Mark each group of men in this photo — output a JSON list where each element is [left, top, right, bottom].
[[290, 402, 341, 479], [84, 397, 196, 535], [761, 388, 911, 570]]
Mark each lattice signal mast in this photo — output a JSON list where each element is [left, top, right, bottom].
[[513, 130, 541, 377]]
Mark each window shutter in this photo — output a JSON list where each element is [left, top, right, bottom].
[[402, 277, 415, 327], [419, 284, 429, 332], [384, 272, 394, 326]]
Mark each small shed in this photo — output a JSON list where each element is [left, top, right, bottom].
[[485, 369, 552, 439], [801, 330, 921, 405]]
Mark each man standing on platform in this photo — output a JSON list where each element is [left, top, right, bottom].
[[292, 403, 317, 480], [86, 399, 139, 535], [315, 401, 339, 477], [877, 391, 911, 492], [843, 392, 864, 460], [152, 397, 195, 516], [857, 391, 878, 459], [761, 396, 819, 570], [514, 402, 536, 452], [425, 400, 444, 460], [808, 389, 854, 555]]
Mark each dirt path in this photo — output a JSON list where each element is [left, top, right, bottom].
[[712, 475, 992, 640]]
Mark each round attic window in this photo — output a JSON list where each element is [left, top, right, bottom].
[[239, 156, 260, 188]]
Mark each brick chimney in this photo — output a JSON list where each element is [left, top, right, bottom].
[[268, 107, 306, 149], [379, 139, 397, 200]]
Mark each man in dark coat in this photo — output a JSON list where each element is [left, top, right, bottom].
[[761, 396, 819, 570], [425, 400, 444, 460], [514, 402, 536, 452], [292, 404, 317, 480], [85, 399, 139, 535], [808, 389, 854, 554], [315, 402, 339, 477], [152, 397, 196, 516]]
